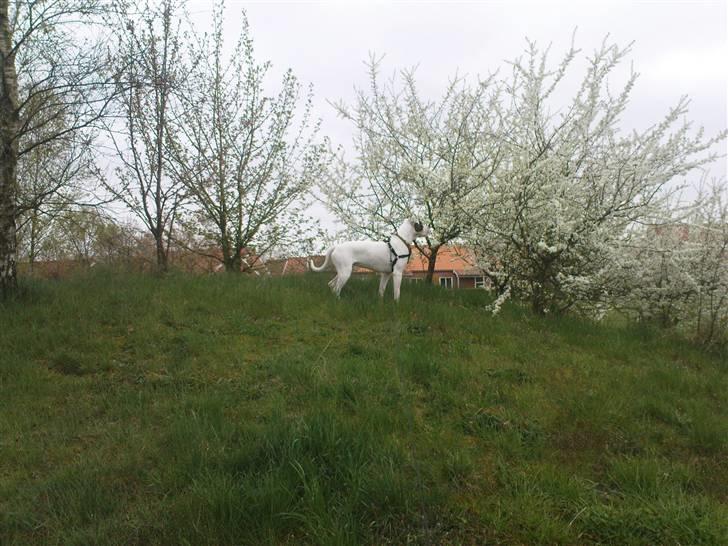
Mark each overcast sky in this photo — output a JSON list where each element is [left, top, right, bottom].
[[185, 0, 727, 227]]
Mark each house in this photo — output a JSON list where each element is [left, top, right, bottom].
[[264, 256, 315, 276], [405, 245, 489, 289], [651, 223, 691, 242]]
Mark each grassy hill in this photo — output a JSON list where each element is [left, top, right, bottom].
[[1, 272, 727, 545]]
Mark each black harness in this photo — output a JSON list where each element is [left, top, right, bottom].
[[386, 234, 411, 272]]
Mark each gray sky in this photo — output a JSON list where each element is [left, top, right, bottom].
[[186, 0, 727, 227]]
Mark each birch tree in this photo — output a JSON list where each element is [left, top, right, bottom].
[[322, 57, 503, 282], [466, 37, 726, 315], [168, 4, 324, 272], [1, 0, 116, 297]]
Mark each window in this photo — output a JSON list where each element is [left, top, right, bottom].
[[439, 276, 453, 288], [475, 276, 487, 289]]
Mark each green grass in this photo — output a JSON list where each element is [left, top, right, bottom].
[[1, 270, 727, 545]]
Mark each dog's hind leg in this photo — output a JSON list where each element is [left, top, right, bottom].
[[333, 268, 351, 297], [378, 273, 392, 298]]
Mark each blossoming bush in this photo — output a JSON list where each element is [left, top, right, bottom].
[[612, 183, 728, 345], [465, 37, 726, 320]]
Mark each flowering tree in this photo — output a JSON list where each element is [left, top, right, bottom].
[[466, 37, 726, 315], [612, 181, 728, 344], [105, 0, 186, 273], [322, 56, 504, 282], [690, 184, 728, 344], [167, 4, 325, 272]]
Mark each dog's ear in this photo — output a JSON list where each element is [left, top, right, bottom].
[[413, 221, 423, 232]]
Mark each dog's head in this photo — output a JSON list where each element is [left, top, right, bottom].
[[410, 219, 430, 237]]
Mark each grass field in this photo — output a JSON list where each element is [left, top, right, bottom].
[[1, 271, 727, 545]]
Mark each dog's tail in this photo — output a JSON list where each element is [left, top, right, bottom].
[[310, 247, 334, 272]]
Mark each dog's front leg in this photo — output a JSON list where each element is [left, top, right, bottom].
[[378, 273, 392, 298], [392, 271, 403, 302]]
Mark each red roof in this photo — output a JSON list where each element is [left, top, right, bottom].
[[406, 245, 480, 274]]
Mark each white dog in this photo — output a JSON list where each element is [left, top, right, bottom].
[[310, 219, 430, 301]]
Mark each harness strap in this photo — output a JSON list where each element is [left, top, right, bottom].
[[386, 234, 412, 272]]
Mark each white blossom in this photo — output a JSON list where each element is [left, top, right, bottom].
[[463, 36, 726, 317]]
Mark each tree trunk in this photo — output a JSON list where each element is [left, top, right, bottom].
[[0, 153, 16, 296], [28, 210, 37, 273], [530, 270, 546, 315], [153, 7, 170, 275], [220, 236, 239, 272], [223, 253, 242, 273], [155, 234, 168, 273], [531, 294, 546, 316], [425, 244, 440, 284], [1, 1, 19, 298]]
